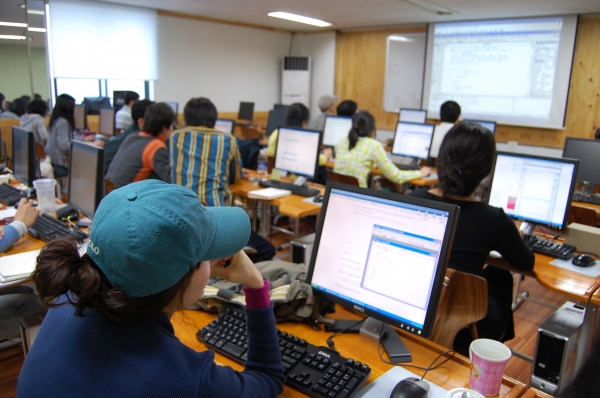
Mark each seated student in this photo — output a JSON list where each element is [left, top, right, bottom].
[[334, 111, 430, 188], [45, 94, 76, 178], [411, 122, 534, 343], [336, 100, 358, 117], [115, 91, 140, 130], [17, 180, 284, 397], [106, 102, 174, 189], [0, 198, 46, 341], [0, 93, 18, 119], [429, 100, 461, 158], [103, 99, 153, 172], [308, 94, 338, 131], [20, 99, 49, 146]]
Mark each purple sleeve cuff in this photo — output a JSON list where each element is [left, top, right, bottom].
[[243, 280, 271, 309]]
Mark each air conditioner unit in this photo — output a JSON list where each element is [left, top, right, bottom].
[[281, 56, 311, 107]]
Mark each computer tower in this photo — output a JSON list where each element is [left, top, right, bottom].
[[530, 301, 585, 395], [291, 233, 315, 265]]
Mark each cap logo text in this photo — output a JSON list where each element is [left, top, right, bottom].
[[89, 240, 100, 255]]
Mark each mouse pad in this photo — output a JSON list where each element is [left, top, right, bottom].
[[354, 366, 447, 398], [302, 196, 322, 207], [549, 257, 600, 277]]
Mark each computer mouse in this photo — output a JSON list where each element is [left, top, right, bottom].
[[313, 195, 324, 203], [390, 377, 429, 398], [572, 254, 596, 267]]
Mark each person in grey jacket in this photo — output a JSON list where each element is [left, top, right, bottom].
[[44, 94, 75, 177], [20, 99, 49, 146]]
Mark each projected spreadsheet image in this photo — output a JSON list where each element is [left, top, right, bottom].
[[488, 155, 574, 228], [427, 18, 564, 123], [392, 122, 434, 159]]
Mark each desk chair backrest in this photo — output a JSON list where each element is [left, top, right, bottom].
[[105, 178, 115, 195], [326, 170, 359, 186], [35, 143, 45, 161], [267, 155, 275, 173], [568, 206, 597, 227], [430, 268, 488, 349]]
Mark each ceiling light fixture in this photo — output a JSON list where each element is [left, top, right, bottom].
[[397, 0, 456, 15], [28, 27, 46, 32], [0, 22, 27, 27], [0, 35, 27, 40], [268, 12, 332, 27]]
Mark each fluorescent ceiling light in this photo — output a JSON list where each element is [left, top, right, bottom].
[[0, 35, 26, 40], [397, 0, 456, 15], [0, 22, 27, 27], [268, 12, 331, 27], [389, 35, 414, 42], [27, 10, 45, 15], [28, 27, 46, 32]]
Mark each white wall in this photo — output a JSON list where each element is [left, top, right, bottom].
[[154, 15, 292, 113], [291, 32, 336, 120], [0, 44, 49, 100]]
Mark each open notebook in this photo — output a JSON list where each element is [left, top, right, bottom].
[[0, 250, 40, 282]]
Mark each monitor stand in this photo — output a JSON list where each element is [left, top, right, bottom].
[[325, 317, 412, 363], [396, 156, 420, 171], [519, 221, 535, 236], [581, 183, 595, 196]]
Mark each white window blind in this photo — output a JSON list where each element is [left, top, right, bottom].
[[49, 0, 157, 80]]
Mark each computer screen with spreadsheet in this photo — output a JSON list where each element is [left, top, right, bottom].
[[214, 119, 235, 135], [391, 122, 435, 160], [322, 115, 352, 147], [275, 127, 321, 179], [399, 108, 427, 124], [68, 141, 105, 219], [307, 182, 458, 361], [487, 152, 578, 230], [463, 119, 497, 134]]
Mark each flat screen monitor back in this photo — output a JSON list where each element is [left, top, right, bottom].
[[562, 137, 600, 186], [238, 102, 254, 121], [12, 127, 37, 187], [68, 140, 105, 219], [74, 105, 86, 130], [83, 97, 111, 115], [165, 101, 178, 115], [275, 127, 321, 179], [113, 90, 127, 113], [214, 119, 235, 135], [391, 122, 435, 160], [399, 108, 427, 124], [274, 104, 289, 112], [487, 152, 578, 230], [99, 108, 115, 136], [322, 116, 352, 147], [463, 119, 497, 134], [266, 109, 287, 137]]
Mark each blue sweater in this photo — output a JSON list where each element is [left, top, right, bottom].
[[0, 225, 22, 253], [17, 299, 284, 397]]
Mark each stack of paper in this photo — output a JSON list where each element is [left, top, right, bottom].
[[0, 250, 40, 282], [247, 188, 292, 200]]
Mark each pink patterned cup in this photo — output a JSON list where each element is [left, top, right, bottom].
[[469, 339, 512, 396]]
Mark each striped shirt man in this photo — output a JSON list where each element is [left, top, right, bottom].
[[170, 126, 243, 206]]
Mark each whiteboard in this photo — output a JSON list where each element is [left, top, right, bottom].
[[383, 33, 427, 113]]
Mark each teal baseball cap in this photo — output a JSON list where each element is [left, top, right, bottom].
[[86, 180, 251, 297]]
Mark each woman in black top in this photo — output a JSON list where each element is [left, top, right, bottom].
[[411, 122, 534, 342]]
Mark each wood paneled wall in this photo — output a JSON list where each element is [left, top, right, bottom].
[[334, 15, 600, 148]]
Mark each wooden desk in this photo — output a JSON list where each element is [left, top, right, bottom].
[[324, 161, 437, 187], [571, 200, 600, 225], [171, 306, 525, 398], [521, 387, 554, 398]]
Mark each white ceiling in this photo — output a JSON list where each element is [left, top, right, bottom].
[[0, 0, 46, 47], [1, 0, 600, 47]]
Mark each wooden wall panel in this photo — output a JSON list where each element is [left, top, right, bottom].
[[334, 16, 600, 148]]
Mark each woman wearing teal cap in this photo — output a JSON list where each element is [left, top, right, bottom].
[[18, 180, 284, 397]]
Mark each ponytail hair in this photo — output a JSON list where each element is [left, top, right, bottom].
[[348, 111, 375, 150], [32, 239, 198, 323]]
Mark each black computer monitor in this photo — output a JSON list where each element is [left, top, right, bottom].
[[165, 101, 179, 115], [99, 108, 115, 136], [214, 119, 235, 135], [265, 109, 287, 137], [112, 90, 127, 113], [274, 104, 289, 112], [463, 119, 497, 134], [274, 126, 322, 179], [12, 127, 38, 187], [391, 121, 435, 160], [399, 108, 427, 124], [562, 137, 600, 189], [74, 105, 86, 130], [238, 102, 254, 121], [322, 115, 352, 147], [487, 152, 578, 232], [307, 182, 459, 362], [67, 141, 105, 219], [83, 96, 111, 115]]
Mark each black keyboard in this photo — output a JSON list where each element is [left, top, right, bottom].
[[394, 163, 419, 171], [259, 180, 320, 197], [0, 183, 28, 206], [197, 308, 371, 398], [28, 213, 88, 242], [572, 192, 600, 205], [522, 234, 576, 260]]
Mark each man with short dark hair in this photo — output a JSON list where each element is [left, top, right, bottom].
[[430, 100, 461, 158], [115, 91, 140, 129], [336, 100, 357, 117], [106, 102, 175, 188], [170, 97, 242, 207]]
